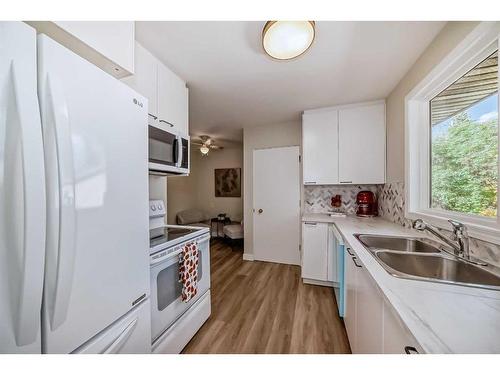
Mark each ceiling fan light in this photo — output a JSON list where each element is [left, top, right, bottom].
[[262, 21, 315, 60], [200, 145, 210, 155]]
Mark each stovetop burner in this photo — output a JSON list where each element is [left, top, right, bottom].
[[149, 226, 199, 248]]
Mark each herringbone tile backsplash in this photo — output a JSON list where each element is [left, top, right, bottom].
[[303, 182, 500, 267], [303, 184, 379, 214]]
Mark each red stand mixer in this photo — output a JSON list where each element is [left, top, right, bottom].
[[356, 191, 378, 217]]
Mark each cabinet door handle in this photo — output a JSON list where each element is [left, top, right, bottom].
[[148, 113, 158, 120], [340, 181, 352, 184], [352, 257, 362, 268], [160, 119, 175, 127], [346, 247, 354, 256], [404, 346, 419, 354], [304, 181, 317, 184], [304, 222, 317, 226]]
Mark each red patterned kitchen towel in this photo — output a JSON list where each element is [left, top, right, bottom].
[[179, 242, 199, 302]]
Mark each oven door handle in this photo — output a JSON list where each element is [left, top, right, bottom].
[[150, 247, 184, 266], [196, 234, 211, 243], [150, 233, 211, 266]]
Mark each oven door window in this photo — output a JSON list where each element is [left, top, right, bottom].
[[156, 250, 203, 311], [149, 126, 177, 166], [157, 262, 182, 311]]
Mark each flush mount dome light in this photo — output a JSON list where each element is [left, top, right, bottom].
[[262, 21, 315, 60]]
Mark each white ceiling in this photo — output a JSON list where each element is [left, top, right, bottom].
[[136, 21, 446, 142]]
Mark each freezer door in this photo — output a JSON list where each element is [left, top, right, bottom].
[[0, 22, 46, 354], [37, 35, 150, 353], [73, 299, 151, 354]]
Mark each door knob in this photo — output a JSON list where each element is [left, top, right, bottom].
[[258, 209, 263, 214]]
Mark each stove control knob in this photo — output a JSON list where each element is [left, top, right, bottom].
[[157, 204, 162, 210], [151, 206, 156, 211]]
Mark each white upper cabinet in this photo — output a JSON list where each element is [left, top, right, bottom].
[[26, 21, 135, 78], [122, 43, 158, 118], [301, 222, 329, 281], [122, 42, 189, 136], [302, 101, 386, 185], [302, 110, 339, 185], [338, 102, 385, 184], [157, 63, 189, 136]]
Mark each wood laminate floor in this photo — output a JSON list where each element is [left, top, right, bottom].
[[182, 239, 351, 354]]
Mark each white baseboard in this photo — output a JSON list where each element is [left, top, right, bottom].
[[302, 278, 338, 288], [242, 253, 254, 261]]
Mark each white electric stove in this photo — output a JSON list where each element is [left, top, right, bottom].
[[148, 200, 211, 354]]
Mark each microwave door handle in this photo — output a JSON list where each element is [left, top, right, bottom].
[[176, 135, 183, 168], [172, 136, 179, 167]]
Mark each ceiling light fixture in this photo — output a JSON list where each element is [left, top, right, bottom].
[[200, 145, 210, 155], [262, 21, 315, 60]]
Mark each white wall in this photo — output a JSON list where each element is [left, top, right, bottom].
[[149, 175, 167, 224], [385, 22, 479, 182], [243, 121, 302, 257], [26, 21, 135, 77], [167, 146, 243, 224]]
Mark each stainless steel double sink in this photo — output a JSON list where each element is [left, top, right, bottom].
[[354, 234, 500, 290]]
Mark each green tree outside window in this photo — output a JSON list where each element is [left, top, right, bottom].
[[431, 111, 498, 217]]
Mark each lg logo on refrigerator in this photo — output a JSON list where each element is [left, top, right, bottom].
[[133, 98, 144, 108]]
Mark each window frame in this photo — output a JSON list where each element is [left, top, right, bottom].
[[405, 22, 500, 245]]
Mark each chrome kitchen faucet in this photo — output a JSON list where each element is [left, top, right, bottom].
[[412, 219, 486, 266]]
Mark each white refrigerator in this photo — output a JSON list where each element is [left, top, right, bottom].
[[0, 22, 151, 354]]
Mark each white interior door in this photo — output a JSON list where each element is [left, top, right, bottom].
[[253, 146, 300, 265], [0, 22, 46, 354]]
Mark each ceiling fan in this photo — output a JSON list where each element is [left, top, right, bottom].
[[192, 135, 223, 155]]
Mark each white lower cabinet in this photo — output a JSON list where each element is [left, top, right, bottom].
[[355, 254, 383, 353], [302, 222, 328, 281], [343, 244, 422, 354], [343, 246, 382, 353], [326, 227, 338, 282], [343, 246, 358, 351], [383, 301, 423, 354], [301, 222, 338, 283]]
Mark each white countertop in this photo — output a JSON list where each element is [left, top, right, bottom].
[[302, 213, 500, 353]]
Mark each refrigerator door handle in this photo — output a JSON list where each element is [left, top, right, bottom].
[[101, 318, 138, 354], [43, 74, 77, 331], [5, 63, 46, 346]]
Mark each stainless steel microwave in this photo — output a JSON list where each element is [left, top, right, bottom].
[[148, 125, 189, 175]]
